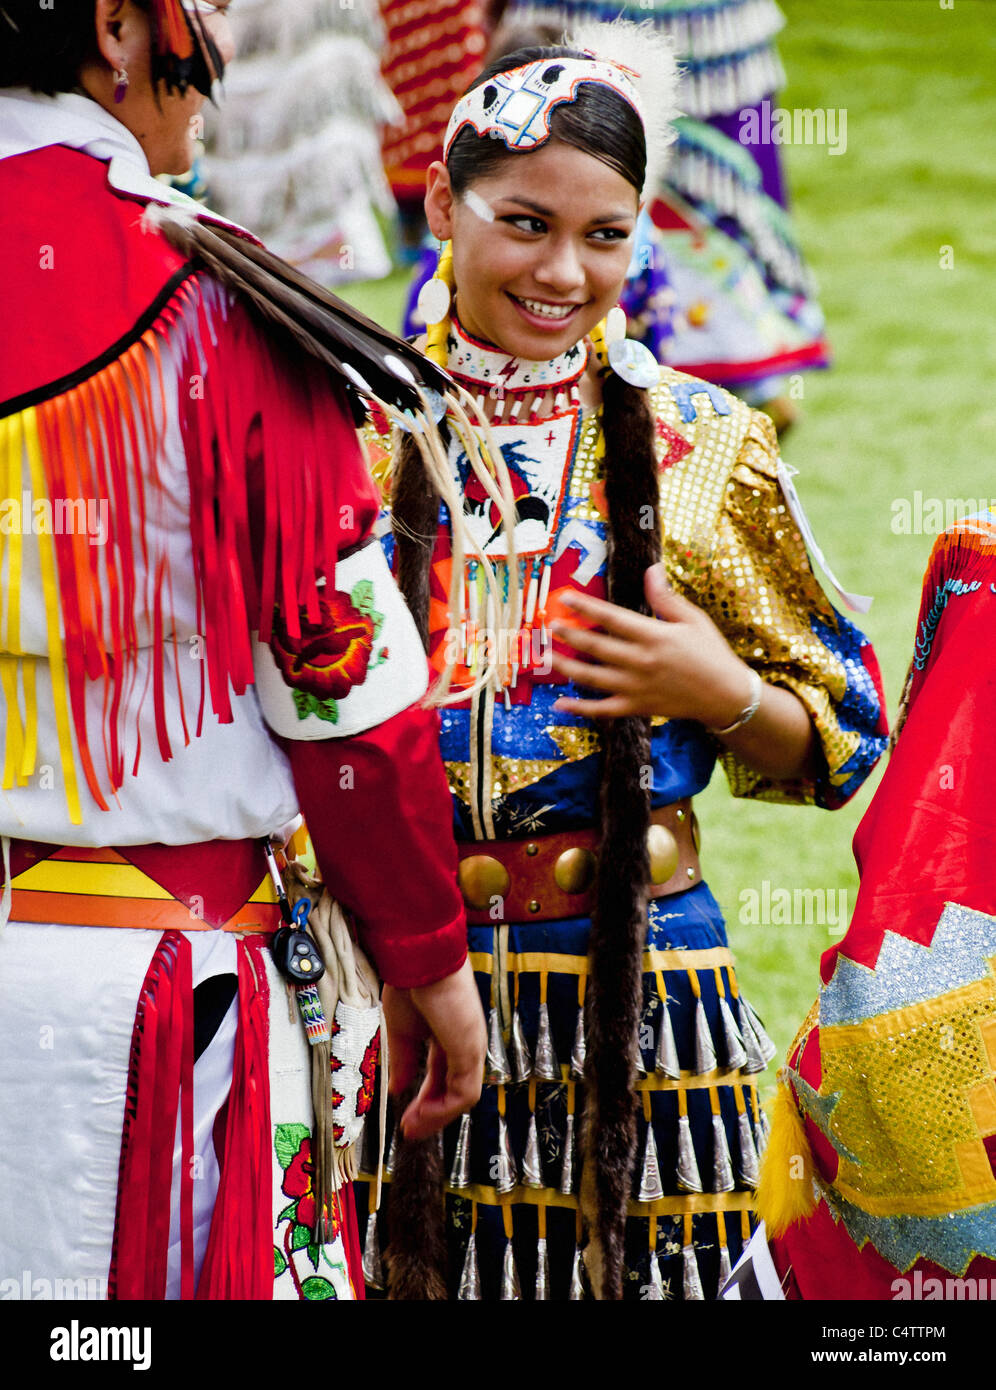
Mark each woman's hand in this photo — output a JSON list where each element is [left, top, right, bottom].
[[551, 563, 819, 782], [551, 563, 754, 726], [382, 958, 486, 1141]]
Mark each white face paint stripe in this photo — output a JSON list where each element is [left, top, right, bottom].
[[463, 189, 496, 224]]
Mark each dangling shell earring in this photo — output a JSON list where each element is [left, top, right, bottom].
[[113, 67, 129, 104], [604, 304, 627, 345], [416, 241, 453, 328]]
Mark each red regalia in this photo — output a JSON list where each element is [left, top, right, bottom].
[[760, 511, 996, 1298], [0, 89, 466, 1300]]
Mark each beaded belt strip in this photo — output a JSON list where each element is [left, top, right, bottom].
[[457, 800, 700, 925], [2, 838, 281, 932]]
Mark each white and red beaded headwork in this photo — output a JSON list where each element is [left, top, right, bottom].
[[443, 55, 645, 161]]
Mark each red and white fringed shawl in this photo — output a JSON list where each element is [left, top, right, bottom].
[[1, 266, 361, 825]]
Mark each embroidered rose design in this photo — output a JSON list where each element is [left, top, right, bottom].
[[274, 1126, 342, 1298], [271, 591, 375, 703]]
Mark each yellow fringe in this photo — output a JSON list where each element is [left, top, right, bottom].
[[754, 1076, 817, 1238]]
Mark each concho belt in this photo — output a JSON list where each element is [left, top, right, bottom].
[[456, 799, 700, 925]]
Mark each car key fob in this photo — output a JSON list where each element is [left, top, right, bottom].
[[271, 925, 325, 984]]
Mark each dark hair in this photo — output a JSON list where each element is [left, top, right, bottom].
[[0, 0, 216, 98], [0, 0, 157, 93], [446, 46, 647, 196]]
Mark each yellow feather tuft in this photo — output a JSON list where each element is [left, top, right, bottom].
[[754, 1077, 818, 1238]]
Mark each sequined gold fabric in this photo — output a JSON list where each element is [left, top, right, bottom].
[[821, 981, 996, 1216]]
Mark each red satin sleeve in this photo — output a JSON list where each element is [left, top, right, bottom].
[[277, 706, 468, 989]]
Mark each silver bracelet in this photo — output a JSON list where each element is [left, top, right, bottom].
[[708, 669, 763, 737]]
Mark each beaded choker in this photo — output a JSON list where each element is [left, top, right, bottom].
[[446, 315, 588, 422]]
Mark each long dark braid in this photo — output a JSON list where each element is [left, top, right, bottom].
[[581, 370, 661, 1299], [388, 41, 661, 1301]]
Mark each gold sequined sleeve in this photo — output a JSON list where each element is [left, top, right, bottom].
[[692, 411, 887, 808]]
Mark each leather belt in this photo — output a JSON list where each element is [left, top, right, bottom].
[[457, 800, 701, 925]]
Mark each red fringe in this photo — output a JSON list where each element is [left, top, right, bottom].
[[196, 937, 273, 1299], [27, 274, 343, 808], [108, 931, 194, 1300]]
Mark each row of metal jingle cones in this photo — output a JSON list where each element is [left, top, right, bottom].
[[481, 989, 777, 1088], [362, 1213, 748, 1301]]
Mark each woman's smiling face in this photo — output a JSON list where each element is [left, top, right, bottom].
[[424, 140, 639, 361]]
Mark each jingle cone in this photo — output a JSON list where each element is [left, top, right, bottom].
[[485, 1006, 512, 1085], [457, 1231, 481, 1300], [655, 1001, 681, 1080], [719, 996, 748, 1070], [449, 1112, 472, 1188], [509, 1009, 533, 1084], [693, 997, 717, 1073], [676, 1113, 703, 1193], [682, 1242, 705, 1301], [500, 1238, 522, 1300], [522, 1112, 544, 1189], [711, 1112, 735, 1194], [637, 1120, 665, 1202], [737, 1108, 761, 1188], [532, 1002, 560, 1081]]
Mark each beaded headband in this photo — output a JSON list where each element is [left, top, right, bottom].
[[443, 56, 644, 161]]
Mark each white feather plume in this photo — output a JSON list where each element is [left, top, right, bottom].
[[562, 17, 682, 190]]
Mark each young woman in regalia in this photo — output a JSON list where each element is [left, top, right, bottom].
[[0, 0, 486, 1301], [357, 29, 888, 1301]]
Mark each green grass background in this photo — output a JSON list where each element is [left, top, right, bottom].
[[339, 0, 996, 1068]]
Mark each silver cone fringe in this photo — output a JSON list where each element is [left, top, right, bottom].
[[645, 1251, 668, 1300], [693, 997, 718, 1073], [738, 1007, 769, 1075], [559, 1112, 576, 1195], [634, 1031, 648, 1078], [362, 1211, 384, 1290], [532, 1001, 560, 1081], [655, 1002, 681, 1080], [737, 1108, 760, 1187], [717, 1243, 733, 1294], [495, 1112, 518, 1195], [637, 1120, 665, 1202], [676, 1113, 703, 1193], [535, 1236, 551, 1300], [719, 996, 748, 1070], [509, 1009, 533, 1084], [501, 1238, 522, 1300], [485, 1005, 512, 1085], [569, 1244, 586, 1300], [521, 1112, 544, 1189], [756, 1103, 771, 1155], [739, 997, 777, 1065], [449, 1112, 472, 1188], [458, 1231, 482, 1300], [569, 1005, 586, 1080], [711, 1112, 735, 1194], [682, 1242, 705, 1301], [384, 1121, 397, 1177]]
